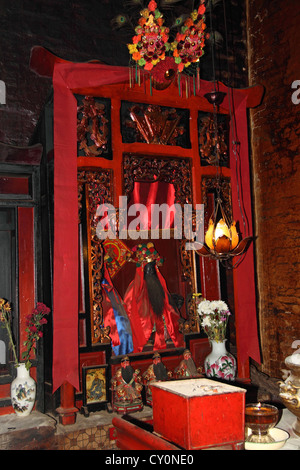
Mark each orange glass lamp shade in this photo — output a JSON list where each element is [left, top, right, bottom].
[[196, 217, 252, 261]]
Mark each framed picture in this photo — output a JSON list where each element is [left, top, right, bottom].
[[82, 364, 109, 412]]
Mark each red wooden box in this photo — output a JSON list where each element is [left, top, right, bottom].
[[151, 378, 246, 450]]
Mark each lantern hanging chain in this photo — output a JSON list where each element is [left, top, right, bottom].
[[219, 1, 247, 269], [209, 1, 222, 202], [222, 0, 249, 239], [209, 1, 217, 94]]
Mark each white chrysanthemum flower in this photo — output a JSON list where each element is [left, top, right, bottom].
[[201, 316, 211, 327], [210, 300, 228, 312], [197, 300, 213, 315]]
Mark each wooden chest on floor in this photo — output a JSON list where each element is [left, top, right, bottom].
[[151, 378, 246, 450]]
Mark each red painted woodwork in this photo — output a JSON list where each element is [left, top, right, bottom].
[[0, 383, 11, 399], [0, 207, 36, 415], [151, 379, 246, 449], [56, 381, 78, 425], [0, 176, 30, 195], [18, 207, 35, 359], [0, 142, 43, 166], [188, 336, 211, 367], [0, 142, 42, 417], [30, 46, 77, 78], [112, 416, 181, 450]]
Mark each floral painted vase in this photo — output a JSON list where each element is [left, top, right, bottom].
[[11, 363, 36, 416], [204, 340, 236, 381]]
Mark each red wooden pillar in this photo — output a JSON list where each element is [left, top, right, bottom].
[[56, 381, 78, 425]]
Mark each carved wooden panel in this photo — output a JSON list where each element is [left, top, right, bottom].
[[76, 95, 112, 159], [78, 169, 113, 344], [123, 154, 193, 205], [198, 111, 229, 167], [121, 101, 191, 148]]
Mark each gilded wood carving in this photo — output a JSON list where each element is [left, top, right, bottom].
[[123, 153, 193, 205], [78, 169, 113, 344]]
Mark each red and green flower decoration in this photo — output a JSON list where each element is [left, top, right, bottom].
[[171, 1, 208, 72], [128, 0, 170, 71]]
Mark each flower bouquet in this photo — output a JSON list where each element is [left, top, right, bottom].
[[23, 302, 50, 369], [197, 299, 236, 380], [197, 299, 231, 342], [0, 298, 50, 369], [1, 299, 50, 415]]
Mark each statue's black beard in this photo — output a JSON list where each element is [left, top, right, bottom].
[[121, 365, 135, 384], [153, 362, 168, 380], [144, 260, 165, 317]]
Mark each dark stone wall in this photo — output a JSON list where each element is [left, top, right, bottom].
[[247, 0, 300, 377], [0, 0, 247, 146], [0, 0, 131, 145]]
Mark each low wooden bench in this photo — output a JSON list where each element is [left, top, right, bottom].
[[112, 415, 181, 450]]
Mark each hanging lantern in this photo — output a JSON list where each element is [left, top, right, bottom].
[[196, 197, 252, 262]]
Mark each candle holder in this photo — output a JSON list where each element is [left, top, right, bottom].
[[245, 403, 279, 443]]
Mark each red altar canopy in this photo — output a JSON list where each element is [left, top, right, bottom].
[[32, 49, 262, 391]]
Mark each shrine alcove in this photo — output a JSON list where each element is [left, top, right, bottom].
[[26, 47, 263, 423]]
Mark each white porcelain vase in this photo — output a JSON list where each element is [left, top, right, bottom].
[[11, 363, 36, 416], [204, 339, 236, 381]]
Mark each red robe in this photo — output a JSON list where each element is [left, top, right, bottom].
[[123, 264, 184, 352]]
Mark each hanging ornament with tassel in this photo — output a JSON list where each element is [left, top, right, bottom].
[[127, 0, 170, 72], [171, 0, 208, 94], [127, 0, 209, 96]]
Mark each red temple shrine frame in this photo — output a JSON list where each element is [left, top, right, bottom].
[[30, 47, 263, 424]]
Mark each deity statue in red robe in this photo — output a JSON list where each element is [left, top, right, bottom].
[[111, 355, 143, 413], [123, 242, 184, 352]]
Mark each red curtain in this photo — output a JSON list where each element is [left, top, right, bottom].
[[52, 62, 260, 392], [227, 88, 261, 366], [128, 181, 176, 230]]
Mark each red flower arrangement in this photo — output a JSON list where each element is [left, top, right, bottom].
[[23, 302, 50, 369], [0, 299, 50, 370]]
